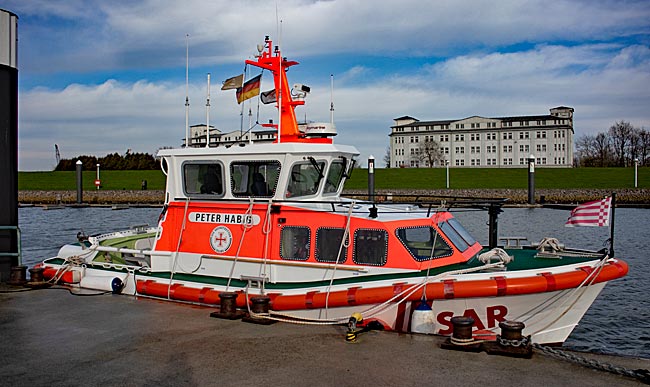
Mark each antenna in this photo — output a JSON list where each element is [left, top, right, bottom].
[[248, 108, 253, 144], [184, 34, 190, 147], [330, 74, 335, 124], [205, 73, 211, 148], [277, 21, 283, 144]]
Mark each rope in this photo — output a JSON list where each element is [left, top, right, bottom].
[[245, 261, 507, 325], [477, 248, 513, 264], [259, 199, 274, 293], [324, 200, 355, 315], [537, 237, 562, 252], [168, 197, 191, 299], [533, 343, 650, 385], [226, 198, 257, 291]]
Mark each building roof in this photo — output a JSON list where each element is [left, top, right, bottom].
[[393, 115, 419, 121]]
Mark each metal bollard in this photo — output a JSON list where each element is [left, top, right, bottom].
[[26, 266, 49, 288], [451, 316, 474, 342], [498, 320, 526, 344], [210, 292, 244, 320], [242, 295, 276, 325], [440, 315, 482, 352], [28, 267, 44, 283], [8, 265, 27, 285], [484, 320, 532, 358]]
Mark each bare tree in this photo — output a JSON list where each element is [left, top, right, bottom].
[[638, 128, 649, 166], [575, 134, 597, 166], [417, 138, 443, 168], [609, 121, 634, 166], [594, 132, 613, 167], [383, 146, 391, 168]]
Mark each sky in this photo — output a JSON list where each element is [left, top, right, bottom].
[[4, 0, 650, 170]]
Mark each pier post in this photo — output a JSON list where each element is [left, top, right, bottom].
[[76, 160, 83, 204], [527, 154, 535, 205], [0, 9, 18, 282], [368, 155, 375, 201]]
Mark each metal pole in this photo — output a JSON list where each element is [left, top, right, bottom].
[[76, 160, 83, 204], [488, 204, 501, 249], [634, 159, 638, 188], [368, 155, 375, 201], [96, 163, 100, 190], [528, 154, 535, 205], [445, 160, 449, 189], [609, 192, 616, 257], [0, 8, 19, 282]]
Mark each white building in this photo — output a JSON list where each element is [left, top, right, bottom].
[[185, 124, 276, 148], [389, 106, 574, 168]]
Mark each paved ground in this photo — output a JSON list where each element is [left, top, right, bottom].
[[1, 285, 648, 386]]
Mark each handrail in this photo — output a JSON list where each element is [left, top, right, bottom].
[[0, 225, 22, 265]]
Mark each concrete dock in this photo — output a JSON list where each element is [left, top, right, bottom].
[[1, 285, 648, 386]]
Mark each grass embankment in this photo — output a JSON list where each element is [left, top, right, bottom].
[[18, 167, 648, 190], [19, 170, 167, 191], [344, 167, 648, 190]]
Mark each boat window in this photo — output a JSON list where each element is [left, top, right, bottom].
[[183, 162, 224, 197], [446, 218, 477, 247], [287, 160, 326, 198], [315, 227, 348, 263], [323, 159, 346, 195], [353, 229, 388, 266], [438, 220, 473, 252], [395, 226, 453, 261], [230, 160, 281, 197], [280, 226, 310, 261]]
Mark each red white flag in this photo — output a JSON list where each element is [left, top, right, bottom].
[[565, 197, 612, 227]]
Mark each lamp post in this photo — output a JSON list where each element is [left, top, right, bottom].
[[445, 160, 450, 189], [634, 158, 638, 188]]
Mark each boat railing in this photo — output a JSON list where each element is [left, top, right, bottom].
[[172, 194, 508, 216]]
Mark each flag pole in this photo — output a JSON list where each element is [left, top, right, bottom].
[[609, 192, 616, 257]]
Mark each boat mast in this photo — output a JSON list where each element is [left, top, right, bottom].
[[245, 36, 303, 142], [205, 73, 211, 148], [184, 34, 190, 148], [330, 74, 335, 124]]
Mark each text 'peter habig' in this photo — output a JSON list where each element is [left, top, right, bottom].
[[189, 212, 261, 225]]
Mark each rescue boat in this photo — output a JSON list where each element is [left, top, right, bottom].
[[38, 36, 628, 345]]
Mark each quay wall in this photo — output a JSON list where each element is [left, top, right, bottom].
[[18, 188, 650, 205]]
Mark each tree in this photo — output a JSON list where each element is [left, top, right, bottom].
[[383, 146, 391, 168], [575, 134, 597, 166], [609, 121, 634, 167], [417, 138, 444, 168], [638, 128, 649, 166]]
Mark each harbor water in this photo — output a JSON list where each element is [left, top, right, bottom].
[[17, 205, 650, 359]]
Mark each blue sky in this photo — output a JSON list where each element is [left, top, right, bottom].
[[5, 0, 650, 170]]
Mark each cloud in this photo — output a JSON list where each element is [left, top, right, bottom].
[[8, 0, 650, 73], [8, 0, 650, 169]]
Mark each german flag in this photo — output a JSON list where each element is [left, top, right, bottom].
[[236, 74, 262, 104]]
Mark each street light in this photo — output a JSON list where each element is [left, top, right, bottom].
[[634, 158, 639, 188], [445, 160, 449, 189]]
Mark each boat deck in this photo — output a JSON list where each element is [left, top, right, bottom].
[[1, 285, 647, 386]]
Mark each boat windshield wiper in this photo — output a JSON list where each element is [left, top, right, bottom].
[[307, 156, 325, 190]]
